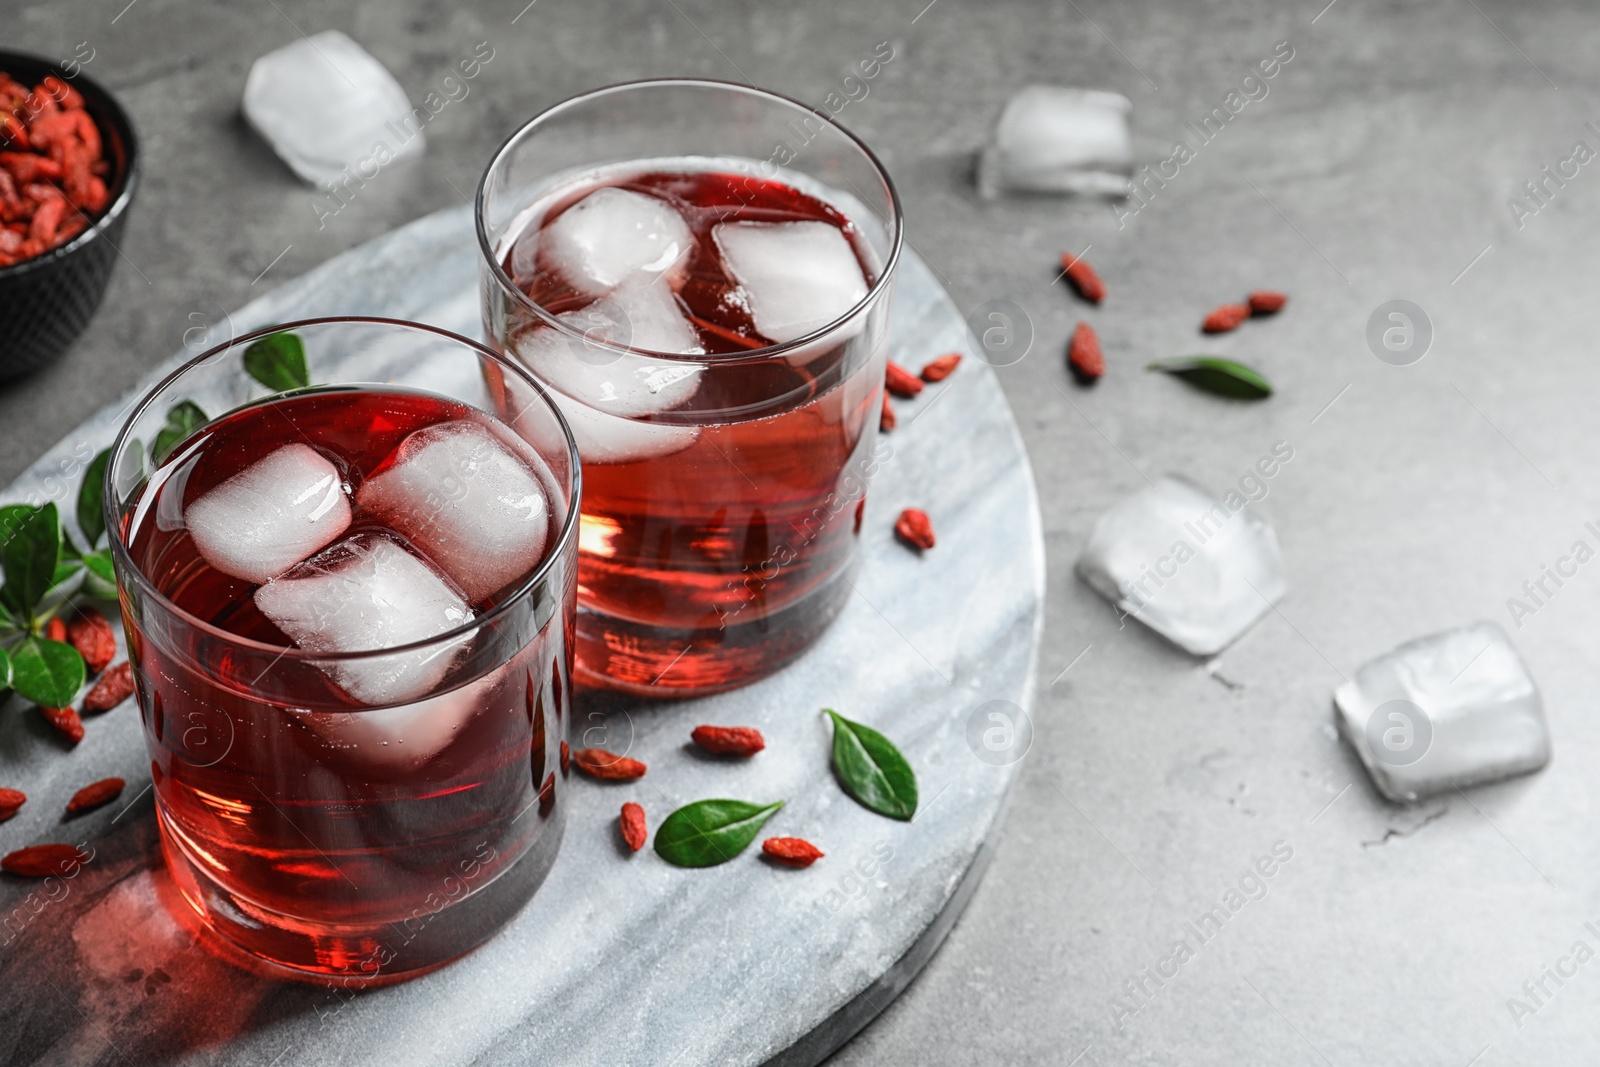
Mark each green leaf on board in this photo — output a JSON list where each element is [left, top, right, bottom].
[[11, 636, 84, 708], [81, 550, 119, 600], [0, 504, 61, 619], [49, 557, 83, 592], [653, 798, 784, 868], [152, 400, 210, 465], [243, 331, 310, 392], [77, 447, 110, 548], [824, 708, 918, 821]]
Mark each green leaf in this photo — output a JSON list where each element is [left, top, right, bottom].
[[49, 557, 83, 592], [653, 798, 784, 868], [11, 636, 84, 707], [77, 447, 110, 548], [1146, 357, 1273, 400], [243, 331, 309, 392], [0, 646, 11, 691], [81, 550, 119, 600], [0, 504, 61, 619], [153, 400, 210, 465], [825, 708, 918, 821], [0, 503, 34, 553]]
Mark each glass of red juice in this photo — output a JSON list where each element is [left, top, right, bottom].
[[477, 79, 904, 697], [104, 318, 580, 982]]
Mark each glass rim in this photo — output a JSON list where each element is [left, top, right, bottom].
[[104, 315, 583, 665], [474, 76, 905, 365]]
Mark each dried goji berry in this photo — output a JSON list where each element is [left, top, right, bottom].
[[880, 393, 896, 432], [0, 74, 109, 263], [691, 724, 766, 757], [83, 662, 134, 713], [854, 496, 866, 534], [1202, 303, 1251, 333], [69, 608, 116, 674], [894, 508, 936, 551], [0, 152, 62, 183], [1060, 253, 1105, 304], [559, 740, 571, 776], [572, 747, 647, 780], [0, 788, 25, 822], [39, 705, 83, 744], [1067, 322, 1104, 383], [66, 777, 124, 814], [40, 75, 85, 111], [27, 194, 64, 244], [44, 616, 66, 643], [762, 837, 824, 868], [920, 353, 962, 382], [2, 843, 89, 878], [619, 802, 647, 852], [884, 361, 923, 398], [1248, 290, 1288, 314]]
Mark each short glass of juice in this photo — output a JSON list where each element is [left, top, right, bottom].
[[477, 78, 904, 697], [105, 317, 580, 982]]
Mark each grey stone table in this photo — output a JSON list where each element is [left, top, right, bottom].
[[3, 0, 1599, 1062]]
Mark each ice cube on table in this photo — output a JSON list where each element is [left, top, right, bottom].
[[1076, 475, 1286, 656], [357, 420, 552, 602], [254, 534, 474, 706], [713, 220, 869, 344], [242, 30, 424, 190], [185, 443, 351, 585], [540, 187, 692, 296], [1333, 622, 1551, 803], [977, 86, 1133, 199]]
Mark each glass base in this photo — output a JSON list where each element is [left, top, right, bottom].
[[574, 567, 855, 698], [158, 804, 564, 985]]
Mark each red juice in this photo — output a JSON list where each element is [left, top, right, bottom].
[[498, 165, 891, 695], [121, 387, 573, 979]]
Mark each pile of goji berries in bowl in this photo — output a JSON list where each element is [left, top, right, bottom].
[[0, 50, 140, 379]]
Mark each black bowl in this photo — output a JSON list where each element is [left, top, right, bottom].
[[0, 50, 139, 379]]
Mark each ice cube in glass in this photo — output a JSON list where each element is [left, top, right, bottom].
[[184, 442, 351, 584], [357, 420, 552, 602], [254, 532, 474, 706]]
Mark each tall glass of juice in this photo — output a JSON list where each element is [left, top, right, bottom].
[[105, 318, 579, 982], [477, 79, 904, 697]]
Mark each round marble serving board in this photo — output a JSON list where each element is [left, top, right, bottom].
[[0, 203, 1043, 1067]]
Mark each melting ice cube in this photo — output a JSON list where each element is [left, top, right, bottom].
[[1076, 475, 1286, 655], [296, 663, 511, 772], [534, 392, 700, 466], [977, 86, 1133, 199], [518, 278, 704, 414], [242, 30, 424, 190], [184, 443, 351, 585], [357, 420, 552, 602], [1333, 622, 1551, 803], [254, 534, 474, 706], [540, 186, 692, 296], [713, 220, 869, 344], [510, 277, 704, 464]]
